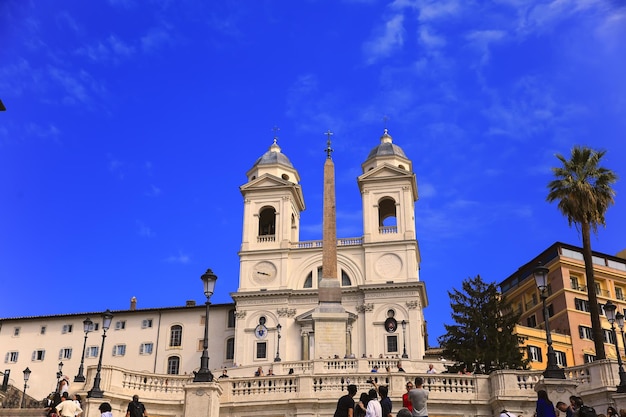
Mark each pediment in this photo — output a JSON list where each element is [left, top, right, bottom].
[[240, 173, 294, 191], [358, 163, 414, 181]]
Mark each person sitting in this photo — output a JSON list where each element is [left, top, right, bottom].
[[371, 365, 379, 373]]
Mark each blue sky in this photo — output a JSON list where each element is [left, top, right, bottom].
[[1, 0, 625, 347]]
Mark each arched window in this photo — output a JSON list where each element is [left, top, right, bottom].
[[226, 337, 235, 360], [378, 198, 397, 232], [258, 207, 276, 236], [304, 267, 352, 288], [170, 325, 182, 347], [341, 270, 352, 286], [167, 356, 180, 375]]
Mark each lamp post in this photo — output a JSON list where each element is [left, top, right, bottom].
[[87, 309, 113, 398], [275, 323, 282, 362], [604, 301, 626, 392], [533, 263, 565, 379], [21, 367, 31, 408], [74, 317, 93, 382], [56, 361, 64, 392], [193, 268, 217, 382], [401, 320, 408, 358]]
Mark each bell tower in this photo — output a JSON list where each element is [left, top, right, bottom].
[[239, 136, 304, 292]]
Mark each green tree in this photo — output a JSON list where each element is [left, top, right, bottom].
[[438, 275, 528, 373], [547, 146, 618, 360]]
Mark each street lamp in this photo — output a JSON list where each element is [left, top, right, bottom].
[[21, 367, 31, 408], [74, 317, 93, 382], [401, 320, 408, 358], [193, 268, 217, 382], [87, 309, 113, 398], [56, 361, 64, 392], [274, 323, 282, 362], [604, 301, 626, 392], [533, 263, 565, 379]]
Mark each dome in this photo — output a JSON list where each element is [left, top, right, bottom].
[[254, 141, 294, 168], [366, 129, 407, 160]]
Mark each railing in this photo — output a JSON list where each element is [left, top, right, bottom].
[[291, 238, 363, 249], [121, 370, 192, 394], [257, 235, 276, 243], [379, 226, 398, 234]]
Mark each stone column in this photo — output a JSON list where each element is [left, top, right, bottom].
[[183, 382, 223, 417]]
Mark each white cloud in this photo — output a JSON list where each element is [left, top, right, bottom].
[[363, 13, 405, 64], [419, 25, 446, 49], [137, 221, 156, 238], [164, 251, 191, 264], [141, 26, 173, 53], [145, 184, 162, 197], [25, 123, 61, 140]]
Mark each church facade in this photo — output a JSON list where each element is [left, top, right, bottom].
[[0, 130, 429, 401]]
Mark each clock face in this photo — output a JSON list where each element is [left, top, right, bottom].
[[252, 261, 277, 283]]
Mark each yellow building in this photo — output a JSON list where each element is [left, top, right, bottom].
[[500, 242, 626, 367]]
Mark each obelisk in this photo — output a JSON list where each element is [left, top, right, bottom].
[[312, 130, 349, 358]]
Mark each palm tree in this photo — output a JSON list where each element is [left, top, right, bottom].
[[547, 146, 618, 360]]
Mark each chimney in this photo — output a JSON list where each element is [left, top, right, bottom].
[[130, 296, 137, 311]]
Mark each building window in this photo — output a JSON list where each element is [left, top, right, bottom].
[[140, 343, 153, 355], [542, 305, 554, 320], [584, 354, 596, 363], [112, 344, 126, 356], [58, 348, 72, 360], [570, 276, 580, 290], [555, 350, 567, 367], [617, 287, 625, 301], [595, 282, 601, 296], [13, 327, 20, 336], [575, 298, 590, 312], [40, 326, 47, 335], [5, 351, 19, 363], [579, 326, 593, 340], [387, 335, 398, 353], [32, 349, 46, 361], [228, 309, 236, 328], [341, 270, 352, 286], [226, 338, 235, 360], [167, 356, 180, 375], [86, 346, 99, 358], [599, 303, 606, 316], [62, 324, 73, 334], [256, 342, 267, 359], [528, 346, 543, 362], [258, 207, 276, 236], [115, 321, 126, 330], [141, 319, 153, 329], [170, 325, 182, 347], [604, 329, 616, 344], [526, 315, 537, 328]]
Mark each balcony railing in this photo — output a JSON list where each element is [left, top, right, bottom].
[[291, 238, 363, 249], [379, 226, 398, 234]]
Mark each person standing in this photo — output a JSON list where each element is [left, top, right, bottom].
[[334, 384, 358, 417], [426, 365, 436, 374], [55, 392, 83, 417], [99, 402, 114, 417], [379, 385, 392, 417], [409, 377, 429, 417], [536, 390, 557, 417], [355, 392, 370, 417], [402, 381, 414, 412], [126, 394, 148, 417], [365, 389, 382, 417]]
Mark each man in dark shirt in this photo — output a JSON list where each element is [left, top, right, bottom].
[[379, 385, 392, 417], [126, 394, 147, 417], [334, 384, 358, 417]]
